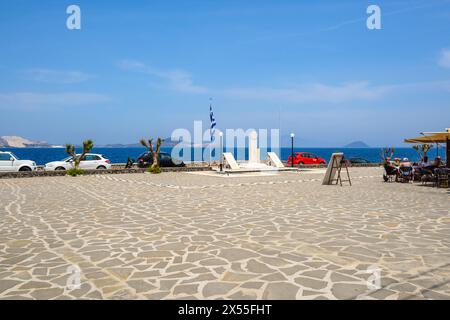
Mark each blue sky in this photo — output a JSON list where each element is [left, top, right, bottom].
[[0, 0, 449, 147]]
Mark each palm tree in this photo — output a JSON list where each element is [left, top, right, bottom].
[[140, 137, 162, 170], [65, 139, 94, 169]]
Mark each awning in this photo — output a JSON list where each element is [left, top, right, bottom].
[[404, 129, 450, 143], [404, 128, 450, 168]]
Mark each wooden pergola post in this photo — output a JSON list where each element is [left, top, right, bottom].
[[447, 137, 450, 168]]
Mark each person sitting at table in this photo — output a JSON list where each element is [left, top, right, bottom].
[[398, 158, 414, 182], [400, 157, 413, 167], [422, 156, 442, 171], [419, 156, 431, 167], [414, 156, 433, 177], [392, 158, 401, 168], [433, 156, 442, 168], [419, 156, 443, 179], [383, 157, 399, 182]]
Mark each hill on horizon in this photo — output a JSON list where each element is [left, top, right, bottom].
[[0, 135, 52, 148], [344, 141, 370, 148]]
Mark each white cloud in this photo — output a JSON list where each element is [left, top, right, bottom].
[[220, 82, 389, 103], [21, 69, 94, 84], [119, 60, 389, 102], [118, 60, 208, 94], [119, 60, 450, 104], [438, 49, 450, 69], [0, 92, 110, 110], [226, 80, 450, 103]]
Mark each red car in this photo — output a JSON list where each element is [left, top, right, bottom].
[[287, 152, 327, 165]]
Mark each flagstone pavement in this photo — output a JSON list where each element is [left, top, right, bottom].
[[1, 167, 449, 300]]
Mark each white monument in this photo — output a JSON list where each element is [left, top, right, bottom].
[[239, 130, 268, 169], [248, 130, 259, 164], [220, 130, 288, 172]]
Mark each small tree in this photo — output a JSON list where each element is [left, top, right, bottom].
[[140, 137, 162, 172], [412, 144, 432, 161], [381, 147, 394, 162], [65, 139, 94, 169]]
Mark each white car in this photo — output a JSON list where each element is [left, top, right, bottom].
[[44, 153, 111, 171], [0, 151, 37, 172]]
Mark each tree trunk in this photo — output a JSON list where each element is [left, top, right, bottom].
[[151, 151, 159, 169]]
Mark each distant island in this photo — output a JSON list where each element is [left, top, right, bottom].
[[103, 143, 145, 148], [344, 141, 370, 148], [1, 135, 374, 149], [0, 136, 60, 148], [103, 138, 180, 148]]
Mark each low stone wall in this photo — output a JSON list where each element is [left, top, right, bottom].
[[35, 162, 212, 171], [281, 162, 382, 168], [0, 166, 212, 179]]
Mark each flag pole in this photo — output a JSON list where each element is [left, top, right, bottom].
[[209, 98, 217, 168], [209, 98, 213, 167], [209, 136, 212, 167]]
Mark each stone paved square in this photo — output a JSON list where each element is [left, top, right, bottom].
[[1, 167, 449, 300]]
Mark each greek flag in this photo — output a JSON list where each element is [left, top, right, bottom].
[[209, 103, 216, 142]]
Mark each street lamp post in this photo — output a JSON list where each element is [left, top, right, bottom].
[[290, 133, 295, 168], [219, 131, 223, 172]]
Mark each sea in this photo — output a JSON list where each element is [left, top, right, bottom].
[[0, 147, 445, 166]]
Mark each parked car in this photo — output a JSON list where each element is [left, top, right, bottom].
[[0, 151, 37, 172], [349, 157, 370, 164], [44, 153, 111, 171], [137, 152, 185, 168], [287, 152, 327, 165]]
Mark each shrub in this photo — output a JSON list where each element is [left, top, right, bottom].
[[147, 166, 161, 174], [67, 168, 85, 177]]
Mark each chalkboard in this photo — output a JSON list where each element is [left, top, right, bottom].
[[322, 153, 344, 185]]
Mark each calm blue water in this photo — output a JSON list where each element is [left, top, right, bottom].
[[1, 147, 445, 165]]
